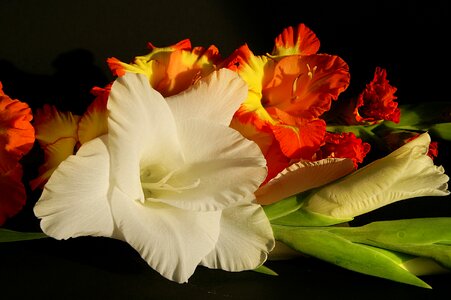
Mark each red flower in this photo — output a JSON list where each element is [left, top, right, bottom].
[[354, 67, 400, 124], [316, 132, 371, 168]]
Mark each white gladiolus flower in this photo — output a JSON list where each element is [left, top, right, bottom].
[[304, 133, 449, 218], [33, 70, 275, 283]]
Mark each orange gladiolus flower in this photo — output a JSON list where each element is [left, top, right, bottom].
[[0, 82, 35, 225], [226, 24, 350, 181], [107, 39, 221, 97]]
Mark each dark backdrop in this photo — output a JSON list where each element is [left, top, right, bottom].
[[1, 1, 450, 299]]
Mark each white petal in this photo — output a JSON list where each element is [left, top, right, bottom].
[[107, 72, 184, 202], [200, 200, 275, 271], [33, 136, 114, 239], [110, 186, 221, 283], [148, 119, 267, 211], [255, 158, 355, 205], [305, 133, 450, 218], [166, 69, 248, 126]]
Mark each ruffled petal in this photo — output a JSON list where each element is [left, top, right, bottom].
[[0, 164, 26, 225], [255, 158, 355, 205], [200, 201, 275, 271], [147, 119, 267, 211], [268, 108, 326, 159], [33, 136, 114, 239], [263, 54, 350, 119], [107, 72, 183, 202], [78, 84, 110, 144], [110, 186, 221, 283], [271, 23, 320, 57], [316, 132, 371, 168], [354, 67, 400, 124], [0, 92, 35, 171], [166, 69, 248, 126]]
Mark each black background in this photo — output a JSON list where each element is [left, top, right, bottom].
[[1, 1, 451, 299]]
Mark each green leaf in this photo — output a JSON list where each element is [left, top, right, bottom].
[[429, 123, 451, 141], [395, 102, 451, 127], [326, 125, 365, 137], [272, 225, 431, 289], [253, 264, 278, 276], [0, 228, 48, 242], [328, 218, 451, 269], [382, 102, 451, 141]]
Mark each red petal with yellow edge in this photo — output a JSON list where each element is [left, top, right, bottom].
[[272, 23, 320, 57], [233, 93, 276, 131], [0, 164, 26, 225], [111, 40, 195, 80], [224, 44, 273, 93], [109, 41, 220, 97], [268, 107, 326, 160], [222, 44, 253, 71], [263, 54, 350, 120], [225, 45, 277, 128], [0, 87, 35, 172], [29, 137, 78, 190], [78, 85, 110, 144], [33, 104, 80, 146]]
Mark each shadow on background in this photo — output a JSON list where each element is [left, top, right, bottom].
[[0, 49, 109, 115]]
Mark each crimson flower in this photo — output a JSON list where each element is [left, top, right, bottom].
[[354, 67, 400, 125]]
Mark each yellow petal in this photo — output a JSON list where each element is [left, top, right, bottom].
[[78, 85, 109, 144], [34, 104, 80, 146], [29, 137, 78, 190]]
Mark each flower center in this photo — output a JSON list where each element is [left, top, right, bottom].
[[140, 167, 200, 202]]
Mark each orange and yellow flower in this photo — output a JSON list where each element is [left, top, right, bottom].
[[30, 86, 109, 190], [226, 24, 350, 181], [107, 39, 220, 97], [0, 82, 35, 225]]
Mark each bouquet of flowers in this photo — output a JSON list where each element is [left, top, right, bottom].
[[1, 23, 450, 289]]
